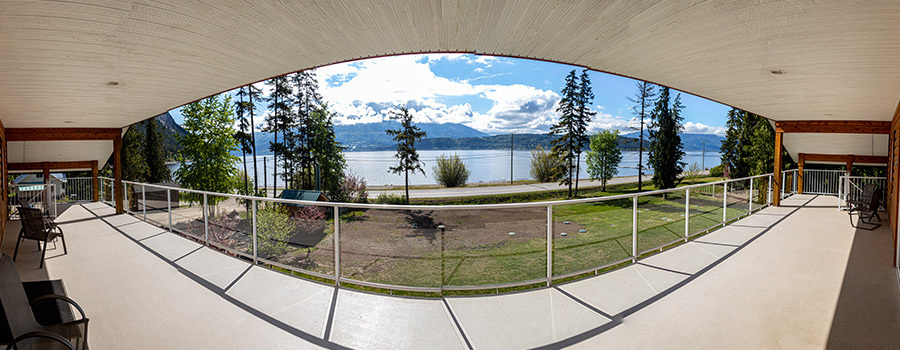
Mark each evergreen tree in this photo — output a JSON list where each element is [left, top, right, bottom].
[[627, 81, 656, 191], [263, 76, 292, 197], [720, 108, 774, 178], [235, 84, 263, 194], [234, 86, 253, 194], [586, 129, 623, 191], [648, 87, 686, 191], [309, 103, 346, 198], [143, 118, 171, 183], [122, 125, 147, 183], [385, 106, 426, 204], [572, 69, 596, 197], [549, 70, 580, 198], [175, 94, 240, 213], [290, 71, 322, 190]]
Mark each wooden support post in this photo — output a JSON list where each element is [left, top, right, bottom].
[[91, 160, 99, 202], [773, 130, 783, 206], [846, 154, 854, 176], [114, 133, 123, 214], [41, 162, 50, 184], [798, 154, 805, 194]]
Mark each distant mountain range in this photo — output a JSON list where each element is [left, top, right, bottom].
[[151, 117, 723, 156]]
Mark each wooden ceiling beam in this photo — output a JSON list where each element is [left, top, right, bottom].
[[798, 153, 888, 164], [8, 161, 96, 171], [6, 128, 121, 142], [775, 121, 890, 134]]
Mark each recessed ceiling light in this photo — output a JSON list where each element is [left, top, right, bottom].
[[62, 120, 73, 124], [106, 81, 119, 86], [824, 113, 834, 116], [770, 69, 784, 75]]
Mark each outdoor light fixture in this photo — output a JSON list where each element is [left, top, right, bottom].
[[106, 81, 119, 86], [770, 69, 784, 75]]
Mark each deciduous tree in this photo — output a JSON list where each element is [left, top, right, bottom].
[[586, 129, 623, 191]]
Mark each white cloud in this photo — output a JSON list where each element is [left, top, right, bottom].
[[683, 122, 726, 136], [313, 54, 558, 133]]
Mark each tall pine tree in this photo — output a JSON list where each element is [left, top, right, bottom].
[[648, 87, 686, 191], [234, 86, 253, 194], [386, 106, 426, 204], [290, 71, 322, 190], [264, 76, 292, 197], [549, 70, 580, 198], [627, 81, 656, 191], [572, 69, 595, 197], [235, 84, 263, 194], [309, 102, 346, 197]]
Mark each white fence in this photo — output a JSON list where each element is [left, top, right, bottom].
[[838, 176, 887, 210], [9, 183, 57, 218], [803, 169, 845, 195]]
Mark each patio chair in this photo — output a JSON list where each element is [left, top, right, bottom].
[[14, 208, 66, 269], [848, 186, 883, 230], [0, 255, 88, 350]]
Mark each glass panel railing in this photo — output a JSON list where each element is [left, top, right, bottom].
[[688, 184, 723, 236], [256, 200, 334, 277], [339, 208, 442, 288], [637, 190, 688, 254], [552, 198, 633, 277], [726, 179, 751, 222], [441, 207, 546, 287], [206, 195, 253, 257], [169, 190, 204, 241], [143, 186, 169, 227]]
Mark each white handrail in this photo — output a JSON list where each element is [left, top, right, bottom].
[[98, 172, 775, 294]]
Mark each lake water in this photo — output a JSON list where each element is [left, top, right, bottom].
[[174, 150, 720, 187]]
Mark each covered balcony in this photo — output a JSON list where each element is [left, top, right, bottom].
[[1, 1, 900, 348], [2, 191, 898, 348]]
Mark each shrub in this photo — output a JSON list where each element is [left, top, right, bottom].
[[377, 193, 407, 205], [256, 205, 293, 258], [333, 172, 368, 203], [530, 146, 563, 183], [709, 164, 724, 177], [433, 153, 470, 188], [682, 162, 704, 181]]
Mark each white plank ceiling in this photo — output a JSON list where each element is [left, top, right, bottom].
[[1, 0, 898, 166]]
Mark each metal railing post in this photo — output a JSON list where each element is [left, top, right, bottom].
[[546, 204, 553, 286], [768, 175, 773, 205], [749, 178, 754, 213], [252, 199, 258, 264], [167, 189, 172, 231], [782, 172, 786, 199], [142, 185, 146, 220], [632, 196, 638, 262], [334, 205, 341, 286], [684, 190, 690, 242], [203, 193, 209, 246], [723, 182, 728, 223]]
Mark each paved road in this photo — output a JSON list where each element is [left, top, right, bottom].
[[369, 175, 647, 198]]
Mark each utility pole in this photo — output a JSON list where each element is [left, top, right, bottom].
[[510, 133, 514, 185], [702, 141, 706, 170]]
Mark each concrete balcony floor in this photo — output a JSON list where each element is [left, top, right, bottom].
[[2, 194, 898, 349]]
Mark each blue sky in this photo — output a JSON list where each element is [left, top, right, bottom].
[[172, 53, 731, 136]]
